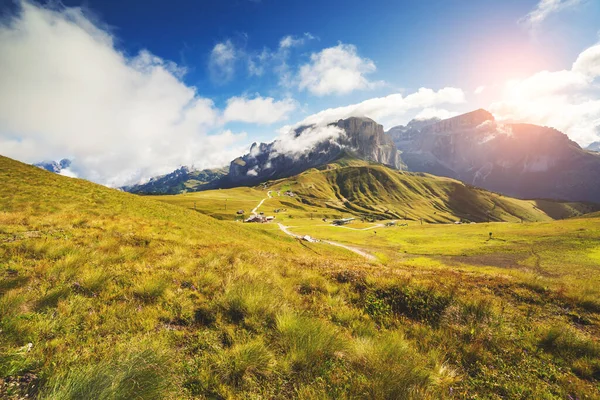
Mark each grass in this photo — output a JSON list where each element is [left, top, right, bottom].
[[1, 154, 600, 399]]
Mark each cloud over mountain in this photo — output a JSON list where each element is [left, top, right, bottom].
[[0, 2, 296, 187], [491, 42, 600, 145], [289, 87, 466, 129]]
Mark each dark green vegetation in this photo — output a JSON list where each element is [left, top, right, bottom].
[[123, 166, 227, 195], [1, 155, 599, 399]]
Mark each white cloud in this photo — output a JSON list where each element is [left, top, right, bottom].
[[273, 125, 345, 158], [297, 44, 382, 96], [474, 86, 486, 95], [490, 42, 600, 146], [209, 40, 236, 83], [248, 48, 270, 77], [0, 2, 254, 187], [291, 87, 466, 129], [414, 108, 458, 121], [279, 32, 315, 49], [223, 96, 297, 125], [520, 0, 581, 32]]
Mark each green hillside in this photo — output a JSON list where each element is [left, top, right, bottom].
[[266, 162, 598, 223], [151, 162, 599, 224], [2, 155, 600, 399]]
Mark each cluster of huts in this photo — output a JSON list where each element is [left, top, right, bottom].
[[245, 213, 275, 223]]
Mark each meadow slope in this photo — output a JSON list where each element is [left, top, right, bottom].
[[1, 155, 599, 399]]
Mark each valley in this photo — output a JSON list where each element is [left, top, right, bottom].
[[3, 1, 600, 398], [3, 155, 600, 399]]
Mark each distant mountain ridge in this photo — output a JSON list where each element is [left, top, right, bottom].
[[587, 142, 600, 152], [34, 158, 71, 173], [228, 117, 404, 186], [120, 110, 600, 202], [122, 166, 227, 194], [388, 109, 600, 202]]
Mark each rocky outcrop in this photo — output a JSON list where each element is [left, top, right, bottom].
[[227, 117, 405, 185], [122, 166, 227, 194], [34, 158, 71, 173], [388, 109, 600, 202], [587, 142, 600, 152]]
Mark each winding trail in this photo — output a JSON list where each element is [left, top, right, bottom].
[[252, 191, 376, 261], [251, 191, 272, 216], [277, 223, 376, 261], [316, 223, 385, 231]]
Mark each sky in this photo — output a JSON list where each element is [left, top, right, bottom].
[[1, 0, 599, 186]]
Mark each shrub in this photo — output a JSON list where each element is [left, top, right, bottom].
[[365, 282, 455, 326]]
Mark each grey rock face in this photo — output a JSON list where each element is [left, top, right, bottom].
[[228, 117, 405, 185], [388, 109, 600, 202], [587, 142, 600, 152], [34, 158, 71, 174]]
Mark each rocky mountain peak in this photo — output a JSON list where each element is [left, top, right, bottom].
[[34, 158, 72, 174], [587, 141, 600, 152], [227, 116, 405, 185], [421, 109, 494, 134]]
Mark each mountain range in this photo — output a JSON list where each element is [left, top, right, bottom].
[[227, 117, 404, 186], [84, 110, 600, 203], [122, 166, 227, 195], [587, 141, 600, 152], [34, 158, 72, 174]]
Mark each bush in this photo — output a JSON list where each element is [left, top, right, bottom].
[[365, 282, 455, 326]]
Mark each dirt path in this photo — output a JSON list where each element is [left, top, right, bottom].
[[251, 191, 272, 215], [277, 223, 376, 261], [315, 223, 384, 231]]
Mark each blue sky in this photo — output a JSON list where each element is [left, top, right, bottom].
[[56, 0, 600, 112], [1, 0, 599, 185]]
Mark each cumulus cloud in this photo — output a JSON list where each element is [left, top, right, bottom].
[[209, 40, 237, 83], [273, 125, 345, 157], [414, 108, 458, 121], [223, 96, 297, 124], [0, 2, 262, 187], [520, 0, 581, 33], [490, 42, 600, 145], [291, 87, 466, 129], [297, 44, 383, 96], [474, 86, 486, 95]]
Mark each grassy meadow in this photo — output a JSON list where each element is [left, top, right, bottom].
[[1, 155, 600, 399]]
